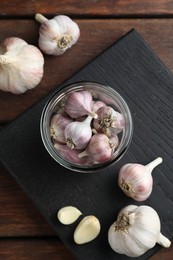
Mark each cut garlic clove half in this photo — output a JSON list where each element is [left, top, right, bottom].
[[57, 206, 82, 225], [74, 215, 101, 244]]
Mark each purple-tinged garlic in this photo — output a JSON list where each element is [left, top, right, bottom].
[[109, 135, 119, 152], [35, 13, 80, 56], [92, 100, 106, 112], [50, 113, 73, 143], [118, 157, 163, 201], [0, 37, 44, 94], [78, 133, 113, 164], [65, 90, 98, 119], [93, 106, 125, 136], [54, 142, 86, 164], [64, 115, 92, 150]]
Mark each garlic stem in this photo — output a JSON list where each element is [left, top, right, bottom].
[[145, 157, 163, 172], [157, 233, 171, 248], [35, 13, 48, 24]]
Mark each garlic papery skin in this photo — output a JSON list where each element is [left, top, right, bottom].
[[93, 106, 125, 136], [74, 215, 101, 244], [92, 100, 106, 112], [35, 13, 80, 56], [50, 113, 73, 143], [57, 206, 82, 225], [118, 157, 163, 201], [108, 205, 171, 257], [65, 90, 98, 119], [64, 116, 92, 149], [78, 133, 113, 164], [0, 37, 44, 94]]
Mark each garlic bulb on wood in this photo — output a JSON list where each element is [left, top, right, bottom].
[[35, 13, 80, 56], [108, 205, 171, 257], [118, 157, 163, 201], [0, 37, 44, 94]]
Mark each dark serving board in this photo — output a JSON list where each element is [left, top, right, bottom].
[[0, 29, 173, 260]]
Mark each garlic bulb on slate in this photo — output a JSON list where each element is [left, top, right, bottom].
[[0, 37, 44, 94], [118, 157, 163, 201], [35, 13, 80, 55], [65, 90, 98, 119], [64, 115, 92, 149], [108, 205, 171, 257]]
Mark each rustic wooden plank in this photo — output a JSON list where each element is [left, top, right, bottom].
[[0, 237, 172, 259], [0, 0, 173, 17], [0, 19, 173, 122], [0, 238, 75, 260]]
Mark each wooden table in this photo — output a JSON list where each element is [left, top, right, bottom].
[[0, 1, 173, 259]]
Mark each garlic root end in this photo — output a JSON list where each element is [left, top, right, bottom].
[[157, 233, 171, 248], [35, 13, 48, 23]]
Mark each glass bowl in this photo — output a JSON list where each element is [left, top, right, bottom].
[[40, 82, 133, 173]]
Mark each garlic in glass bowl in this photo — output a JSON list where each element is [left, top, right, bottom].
[[40, 82, 133, 173]]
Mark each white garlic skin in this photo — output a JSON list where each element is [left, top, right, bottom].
[[108, 205, 171, 257], [65, 90, 97, 119], [64, 115, 92, 149], [118, 157, 163, 201], [0, 37, 44, 94], [35, 14, 80, 56]]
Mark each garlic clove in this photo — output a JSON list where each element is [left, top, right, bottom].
[[65, 90, 98, 119], [92, 100, 106, 112], [57, 206, 82, 225], [0, 37, 44, 94], [74, 215, 101, 244], [35, 13, 80, 56]]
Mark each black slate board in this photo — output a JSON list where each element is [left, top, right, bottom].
[[0, 29, 173, 260]]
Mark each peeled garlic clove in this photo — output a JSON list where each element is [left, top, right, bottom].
[[0, 37, 44, 94], [57, 206, 82, 225], [35, 13, 80, 56], [65, 90, 97, 119], [64, 115, 92, 149], [50, 113, 73, 143], [74, 215, 101, 244], [118, 157, 163, 201]]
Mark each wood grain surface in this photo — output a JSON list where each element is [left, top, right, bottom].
[[0, 1, 173, 259]]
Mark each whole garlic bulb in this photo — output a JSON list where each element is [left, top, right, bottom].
[[118, 157, 162, 201], [108, 205, 171, 257], [35, 13, 80, 55], [0, 37, 44, 94]]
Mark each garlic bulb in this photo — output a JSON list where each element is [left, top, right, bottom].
[[57, 206, 82, 225], [93, 106, 125, 136], [65, 90, 98, 119], [74, 215, 101, 244], [64, 115, 92, 149], [50, 113, 73, 143], [108, 205, 171, 257], [118, 157, 163, 201], [35, 13, 80, 56], [78, 133, 113, 164], [0, 37, 44, 94]]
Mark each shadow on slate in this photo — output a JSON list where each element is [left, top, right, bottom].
[[0, 29, 173, 260]]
